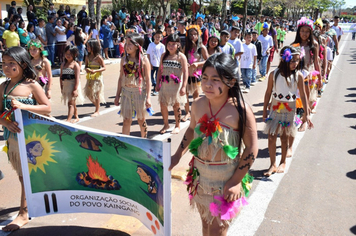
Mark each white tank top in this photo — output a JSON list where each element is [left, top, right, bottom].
[[272, 69, 299, 102]]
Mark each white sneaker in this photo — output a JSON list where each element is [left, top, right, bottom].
[[243, 88, 250, 93], [251, 82, 257, 86]]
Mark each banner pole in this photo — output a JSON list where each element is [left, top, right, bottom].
[[15, 109, 34, 217], [164, 138, 172, 236]]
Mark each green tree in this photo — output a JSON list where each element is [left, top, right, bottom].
[[48, 125, 72, 142], [103, 136, 127, 155]]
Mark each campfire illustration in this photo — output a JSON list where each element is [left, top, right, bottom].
[[76, 155, 121, 190]]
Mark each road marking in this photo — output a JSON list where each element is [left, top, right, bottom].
[[151, 120, 191, 141], [77, 106, 120, 124], [228, 33, 350, 236], [0, 215, 16, 236]]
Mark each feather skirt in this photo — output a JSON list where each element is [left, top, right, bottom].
[[7, 135, 22, 177], [190, 157, 242, 227], [120, 86, 146, 120], [61, 79, 84, 105], [263, 98, 297, 137], [159, 79, 187, 106], [84, 75, 106, 104], [187, 76, 202, 95]]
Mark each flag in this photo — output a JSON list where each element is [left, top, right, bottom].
[[15, 109, 171, 236]]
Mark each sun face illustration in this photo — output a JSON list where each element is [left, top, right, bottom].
[[26, 131, 59, 174]]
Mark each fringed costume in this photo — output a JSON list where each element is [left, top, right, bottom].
[[185, 100, 253, 226], [187, 49, 203, 94], [84, 61, 106, 103], [120, 59, 146, 120], [159, 60, 187, 106], [264, 69, 300, 137], [2, 92, 36, 176], [303, 45, 318, 110], [61, 68, 84, 105], [33, 60, 50, 94]]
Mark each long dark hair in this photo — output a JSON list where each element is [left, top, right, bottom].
[[202, 53, 246, 149], [293, 25, 315, 64], [86, 38, 101, 57], [276, 46, 300, 86], [184, 28, 202, 61], [3, 46, 36, 80], [207, 36, 221, 54], [88, 22, 97, 36], [125, 33, 144, 79], [162, 33, 181, 61], [64, 45, 78, 63], [74, 27, 84, 46]]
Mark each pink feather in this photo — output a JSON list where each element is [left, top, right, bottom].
[[189, 49, 197, 65], [193, 70, 202, 78], [170, 73, 181, 83], [183, 175, 193, 185], [209, 195, 249, 221], [311, 70, 320, 77], [300, 47, 305, 59], [209, 203, 220, 216]]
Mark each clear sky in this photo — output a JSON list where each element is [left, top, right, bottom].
[[344, 0, 355, 8]]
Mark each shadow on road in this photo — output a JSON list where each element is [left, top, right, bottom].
[[5, 226, 130, 236], [252, 102, 264, 107], [345, 93, 356, 97], [249, 169, 274, 181], [0, 207, 20, 220], [346, 170, 356, 180], [344, 113, 356, 119], [347, 148, 356, 155], [350, 225, 356, 234], [346, 87, 356, 91]]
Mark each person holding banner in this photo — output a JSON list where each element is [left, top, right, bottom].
[[169, 53, 258, 236], [114, 33, 152, 138], [0, 46, 51, 232]]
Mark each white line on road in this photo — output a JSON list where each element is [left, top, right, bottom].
[[228, 32, 349, 236], [77, 105, 120, 124], [151, 120, 191, 141]]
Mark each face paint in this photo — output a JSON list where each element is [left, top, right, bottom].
[[219, 87, 223, 94]]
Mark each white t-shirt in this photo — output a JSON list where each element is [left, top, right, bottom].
[[257, 34, 273, 56], [220, 43, 234, 56], [331, 25, 343, 38], [85, 25, 90, 34], [240, 43, 257, 69], [228, 38, 244, 54], [147, 42, 165, 67], [55, 26, 66, 42], [326, 46, 333, 61], [91, 29, 98, 39]]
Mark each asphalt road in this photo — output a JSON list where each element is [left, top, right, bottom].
[[0, 31, 355, 236]]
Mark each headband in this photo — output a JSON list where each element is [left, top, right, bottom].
[[262, 22, 269, 29], [282, 47, 301, 62], [186, 25, 202, 37], [314, 18, 323, 29], [297, 17, 313, 29], [27, 41, 48, 56]]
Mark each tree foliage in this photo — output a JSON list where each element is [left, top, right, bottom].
[[48, 125, 72, 142], [103, 136, 127, 155]]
